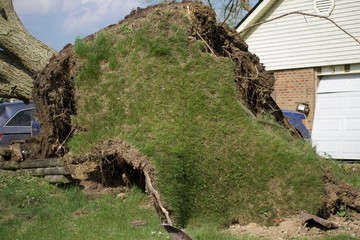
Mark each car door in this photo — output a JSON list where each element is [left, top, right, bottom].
[[0, 108, 35, 146]]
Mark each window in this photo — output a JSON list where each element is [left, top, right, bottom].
[[314, 0, 335, 16], [6, 109, 35, 127]]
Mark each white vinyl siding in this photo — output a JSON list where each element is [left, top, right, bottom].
[[241, 0, 360, 70]]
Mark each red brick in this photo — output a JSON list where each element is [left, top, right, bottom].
[[273, 68, 316, 130]]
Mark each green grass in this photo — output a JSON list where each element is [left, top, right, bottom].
[[294, 235, 359, 240], [0, 172, 261, 239], [322, 159, 360, 190], [0, 172, 166, 239], [68, 8, 326, 228], [323, 235, 359, 240]]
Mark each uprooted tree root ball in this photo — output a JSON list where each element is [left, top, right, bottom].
[[27, 2, 294, 160], [18, 1, 359, 231]]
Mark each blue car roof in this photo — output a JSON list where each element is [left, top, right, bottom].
[[0, 101, 35, 126], [281, 109, 311, 139], [281, 109, 306, 119]]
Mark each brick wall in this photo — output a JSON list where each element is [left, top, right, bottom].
[[273, 68, 316, 130]]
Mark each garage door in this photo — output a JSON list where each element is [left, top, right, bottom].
[[312, 74, 360, 160]]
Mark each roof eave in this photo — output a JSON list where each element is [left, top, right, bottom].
[[236, 0, 276, 36]]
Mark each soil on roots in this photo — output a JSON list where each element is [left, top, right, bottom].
[[26, 44, 77, 159], [66, 139, 171, 224]]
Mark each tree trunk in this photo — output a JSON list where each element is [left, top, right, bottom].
[[0, 0, 56, 100], [0, 158, 65, 170]]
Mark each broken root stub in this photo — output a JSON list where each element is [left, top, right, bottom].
[[162, 224, 193, 240], [301, 212, 338, 230]]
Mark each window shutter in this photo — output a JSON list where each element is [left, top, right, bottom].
[[314, 0, 335, 16]]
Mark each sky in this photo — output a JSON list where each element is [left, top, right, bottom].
[[12, 0, 258, 52], [13, 0, 147, 51]]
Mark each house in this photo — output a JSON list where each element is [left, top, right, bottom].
[[236, 0, 360, 160]]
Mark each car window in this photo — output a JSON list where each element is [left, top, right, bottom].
[[6, 109, 34, 127]]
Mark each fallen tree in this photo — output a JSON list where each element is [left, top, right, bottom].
[[28, 2, 324, 227], [0, 0, 56, 100], [4, 1, 359, 232], [26, 2, 293, 160]]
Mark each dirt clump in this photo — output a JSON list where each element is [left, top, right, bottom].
[[187, 2, 279, 118], [318, 168, 360, 217], [29, 44, 77, 159]]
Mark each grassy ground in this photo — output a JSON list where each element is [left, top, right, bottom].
[[1, 172, 357, 240], [68, 8, 325, 229], [323, 159, 360, 190], [0, 171, 256, 239]]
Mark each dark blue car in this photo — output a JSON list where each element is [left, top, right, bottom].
[[282, 109, 311, 139], [0, 101, 38, 147]]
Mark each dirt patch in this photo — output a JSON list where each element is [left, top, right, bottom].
[[229, 169, 360, 239], [318, 168, 360, 218], [229, 213, 360, 239]]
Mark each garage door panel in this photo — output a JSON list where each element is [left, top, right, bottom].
[[314, 140, 340, 157], [344, 119, 360, 131], [316, 94, 344, 111], [312, 74, 360, 160], [349, 96, 360, 108], [319, 74, 360, 93], [343, 141, 360, 154], [314, 118, 341, 131]]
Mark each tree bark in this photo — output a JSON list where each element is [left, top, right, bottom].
[[0, 0, 56, 100]]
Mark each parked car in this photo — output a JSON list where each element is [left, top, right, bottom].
[[0, 101, 38, 147], [282, 109, 311, 139]]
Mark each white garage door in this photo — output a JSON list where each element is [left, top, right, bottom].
[[312, 74, 360, 160]]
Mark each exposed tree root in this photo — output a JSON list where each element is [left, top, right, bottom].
[[66, 139, 172, 224], [186, 2, 299, 135], [31, 44, 77, 159], [317, 167, 360, 218]]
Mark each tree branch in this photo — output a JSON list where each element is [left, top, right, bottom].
[[0, 0, 27, 31], [0, 0, 57, 100], [239, 11, 360, 45], [221, 1, 234, 27], [0, 18, 56, 73], [0, 44, 32, 75], [206, 0, 213, 9], [240, 0, 252, 12], [0, 57, 33, 99]]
